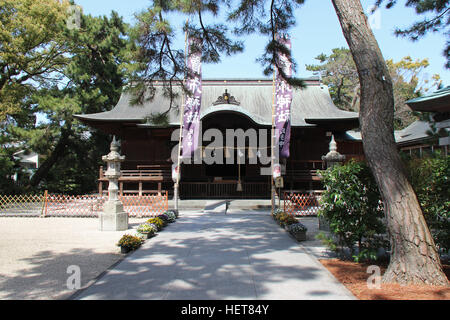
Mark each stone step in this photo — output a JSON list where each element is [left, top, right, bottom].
[[202, 200, 228, 214]]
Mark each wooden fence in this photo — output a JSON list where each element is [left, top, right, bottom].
[[283, 191, 322, 216], [0, 193, 45, 217], [0, 191, 169, 218]]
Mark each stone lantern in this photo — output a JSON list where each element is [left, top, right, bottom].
[[319, 134, 345, 232], [321, 134, 345, 168], [99, 136, 128, 231]]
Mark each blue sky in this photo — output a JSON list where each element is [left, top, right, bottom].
[[74, 0, 450, 87]]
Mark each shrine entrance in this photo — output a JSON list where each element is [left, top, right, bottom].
[[180, 111, 272, 199]]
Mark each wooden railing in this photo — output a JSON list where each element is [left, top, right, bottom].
[[97, 160, 327, 197], [285, 169, 321, 181], [285, 160, 324, 182], [180, 181, 270, 199], [99, 165, 171, 182], [288, 160, 325, 169], [99, 165, 171, 196]]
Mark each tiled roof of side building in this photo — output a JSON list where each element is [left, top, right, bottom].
[[395, 120, 439, 146], [406, 86, 450, 113]]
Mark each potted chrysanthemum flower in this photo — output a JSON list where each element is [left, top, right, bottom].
[[288, 222, 308, 241], [137, 223, 157, 239]]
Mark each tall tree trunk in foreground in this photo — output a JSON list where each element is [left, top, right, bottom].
[[331, 0, 448, 286]]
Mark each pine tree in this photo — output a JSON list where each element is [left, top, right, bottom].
[[0, 0, 70, 122], [26, 11, 131, 192], [1, 1, 131, 193], [375, 0, 450, 68], [307, 49, 442, 129], [332, 0, 447, 286]]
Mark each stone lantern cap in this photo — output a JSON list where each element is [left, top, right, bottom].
[[102, 136, 125, 163], [322, 135, 345, 162]]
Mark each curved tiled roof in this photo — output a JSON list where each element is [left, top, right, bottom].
[[394, 120, 450, 146], [406, 86, 450, 113], [75, 78, 359, 128], [395, 120, 432, 145]]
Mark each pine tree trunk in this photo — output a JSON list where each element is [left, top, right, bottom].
[[29, 126, 72, 188], [331, 0, 448, 286]]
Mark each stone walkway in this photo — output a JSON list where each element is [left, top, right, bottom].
[[73, 210, 354, 300]]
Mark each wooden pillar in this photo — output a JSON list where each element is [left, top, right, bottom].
[[158, 182, 162, 195], [139, 182, 142, 196], [120, 182, 123, 196]]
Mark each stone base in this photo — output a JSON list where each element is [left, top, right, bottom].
[[99, 200, 129, 231]]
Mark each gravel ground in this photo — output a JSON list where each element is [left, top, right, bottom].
[[0, 217, 148, 300]]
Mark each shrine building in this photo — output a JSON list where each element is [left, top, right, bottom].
[[75, 77, 364, 199]]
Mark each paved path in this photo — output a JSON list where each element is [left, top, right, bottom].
[[73, 211, 355, 300]]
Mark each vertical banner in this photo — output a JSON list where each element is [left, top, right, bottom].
[[181, 37, 202, 159], [275, 35, 293, 159]]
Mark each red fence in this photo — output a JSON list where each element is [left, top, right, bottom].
[[44, 193, 103, 217], [0, 191, 169, 218], [0, 193, 45, 217], [119, 193, 169, 217], [283, 191, 322, 216]]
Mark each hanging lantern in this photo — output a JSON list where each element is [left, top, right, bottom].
[[202, 146, 207, 158], [248, 147, 254, 159], [236, 180, 243, 192]]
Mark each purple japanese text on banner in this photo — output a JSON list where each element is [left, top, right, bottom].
[[182, 37, 202, 159], [275, 35, 292, 159]]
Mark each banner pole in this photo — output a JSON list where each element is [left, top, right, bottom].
[[271, 34, 277, 215], [174, 18, 189, 213]]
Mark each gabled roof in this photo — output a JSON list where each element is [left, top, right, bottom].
[[75, 78, 359, 129]]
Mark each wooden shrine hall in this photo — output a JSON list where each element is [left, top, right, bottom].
[[75, 78, 364, 199]]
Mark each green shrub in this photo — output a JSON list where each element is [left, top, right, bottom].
[[319, 156, 449, 261], [315, 232, 338, 253], [318, 160, 386, 261], [406, 153, 450, 253]]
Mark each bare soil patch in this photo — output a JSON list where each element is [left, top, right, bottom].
[[320, 259, 450, 300]]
